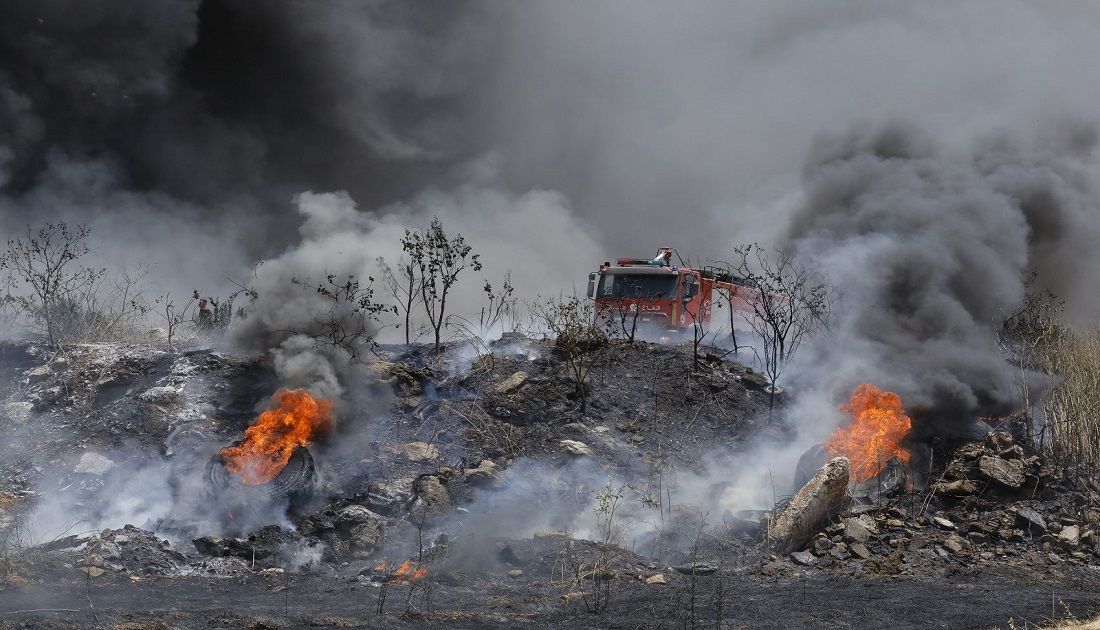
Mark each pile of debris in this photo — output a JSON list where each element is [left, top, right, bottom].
[[774, 433, 1100, 576]]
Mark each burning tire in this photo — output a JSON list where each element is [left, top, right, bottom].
[[205, 444, 317, 504]]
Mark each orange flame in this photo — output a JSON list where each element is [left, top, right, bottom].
[[387, 559, 428, 583], [824, 384, 912, 483], [219, 388, 333, 485]]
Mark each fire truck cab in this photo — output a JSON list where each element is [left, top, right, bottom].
[[586, 247, 758, 336]]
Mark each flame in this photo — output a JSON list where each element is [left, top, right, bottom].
[[386, 559, 428, 583], [824, 383, 912, 483], [219, 388, 333, 485]]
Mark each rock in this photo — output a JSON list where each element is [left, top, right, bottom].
[[365, 477, 415, 515], [843, 516, 875, 543], [849, 543, 872, 560], [349, 521, 384, 556], [932, 516, 956, 530], [790, 550, 817, 566], [495, 371, 529, 394], [885, 519, 905, 528], [79, 566, 105, 577], [769, 457, 850, 554], [943, 537, 965, 554], [75, 452, 114, 475], [138, 386, 182, 406], [337, 505, 384, 528], [1015, 507, 1047, 535], [25, 365, 51, 383], [812, 537, 833, 556], [559, 440, 594, 457], [645, 573, 668, 585], [384, 442, 441, 462], [672, 562, 717, 575], [415, 476, 451, 515], [829, 543, 850, 560], [508, 569, 524, 578], [978, 455, 1026, 488], [2, 401, 33, 424], [931, 479, 981, 496], [1058, 525, 1080, 547], [463, 459, 498, 485]]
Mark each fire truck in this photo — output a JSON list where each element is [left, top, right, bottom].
[[586, 246, 761, 336]]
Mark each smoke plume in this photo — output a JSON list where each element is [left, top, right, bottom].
[[786, 122, 1100, 438]]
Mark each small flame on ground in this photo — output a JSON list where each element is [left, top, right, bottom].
[[219, 388, 333, 485], [373, 559, 428, 584], [825, 383, 912, 483]]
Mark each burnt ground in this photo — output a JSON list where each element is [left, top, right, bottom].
[[2, 569, 1098, 629], [0, 337, 1099, 628]]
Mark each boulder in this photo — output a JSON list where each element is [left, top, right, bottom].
[[977, 455, 1026, 488], [384, 442, 441, 462], [559, 440, 594, 457], [849, 543, 872, 560], [1058, 525, 1080, 547], [337, 505, 384, 528], [415, 476, 451, 515], [349, 520, 384, 556], [463, 459, 499, 485], [2, 401, 33, 424], [1015, 507, 1047, 535], [365, 477, 415, 515], [843, 516, 876, 543], [495, 371, 529, 394], [138, 386, 182, 406], [769, 457, 850, 554], [25, 365, 51, 384], [645, 573, 668, 585], [790, 550, 817, 566], [75, 452, 114, 475]]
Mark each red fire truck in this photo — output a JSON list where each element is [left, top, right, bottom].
[[586, 247, 760, 336]]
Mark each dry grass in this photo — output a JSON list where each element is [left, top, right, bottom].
[[1037, 326, 1100, 468]]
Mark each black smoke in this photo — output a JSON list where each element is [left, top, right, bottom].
[[786, 122, 1100, 438]]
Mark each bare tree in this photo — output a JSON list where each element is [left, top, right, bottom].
[[294, 273, 393, 363], [1, 222, 104, 346], [402, 218, 482, 352], [727, 244, 832, 410], [377, 255, 421, 345], [155, 293, 196, 350], [530, 294, 606, 413]]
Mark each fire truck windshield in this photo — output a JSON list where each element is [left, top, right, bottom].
[[598, 273, 679, 299]]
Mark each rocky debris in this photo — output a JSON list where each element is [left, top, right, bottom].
[[770, 457, 850, 553], [495, 371, 529, 394], [559, 439, 594, 457], [769, 434, 1100, 578], [30, 526, 184, 577], [74, 452, 115, 475], [383, 441, 441, 462], [645, 573, 668, 584], [194, 525, 320, 566], [367, 361, 433, 396], [934, 432, 1045, 498]]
